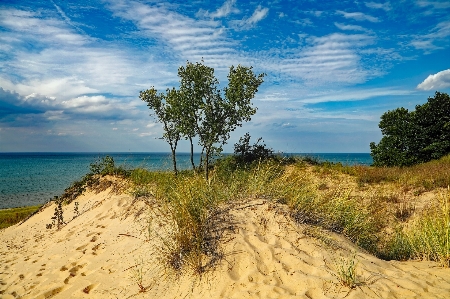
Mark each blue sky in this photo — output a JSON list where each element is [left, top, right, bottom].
[[1, 0, 449, 153]]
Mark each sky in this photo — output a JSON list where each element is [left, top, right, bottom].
[[1, 0, 450, 153]]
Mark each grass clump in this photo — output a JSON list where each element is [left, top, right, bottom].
[[134, 169, 233, 277], [406, 190, 450, 266], [336, 254, 359, 289], [0, 205, 42, 229], [381, 190, 450, 267]]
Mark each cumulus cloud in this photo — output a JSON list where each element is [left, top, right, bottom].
[[417, 69, 450, 90]]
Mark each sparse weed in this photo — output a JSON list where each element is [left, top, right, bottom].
[[47, 196, 65, 230], [394, 201, 415, 221], [336, 254, 359, 288], [73, 202, 80, 219], [129, 258, 148, 292]]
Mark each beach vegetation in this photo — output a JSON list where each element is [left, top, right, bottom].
[[0, 205, 42, 229], [46, 196, 65, 230], [125, 153, 450, 276], [336, 254, 359, 289], [370, 91, 450, 167]]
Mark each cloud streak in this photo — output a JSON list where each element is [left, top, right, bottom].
[[336, 10, 379, 22], [200, 0, 239, 19], [242, 5, 269, 27]]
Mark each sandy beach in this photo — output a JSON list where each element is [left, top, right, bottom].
[[1, 181, 450, 299]]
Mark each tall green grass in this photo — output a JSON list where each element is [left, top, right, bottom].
[[0, 205, 42, 229]]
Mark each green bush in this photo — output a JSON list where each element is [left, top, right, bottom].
[[370, 92, 450, 167]]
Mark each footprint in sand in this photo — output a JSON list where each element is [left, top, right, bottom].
[[81, 283, 99, 294], [36, 286, 66, 299]]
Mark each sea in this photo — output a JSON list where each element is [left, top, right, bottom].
[[0, 152, 372, 209]]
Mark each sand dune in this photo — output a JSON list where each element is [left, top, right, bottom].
[[1, 185, 450, 298]]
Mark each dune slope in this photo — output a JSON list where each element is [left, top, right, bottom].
[[1, 186, 450, 299]]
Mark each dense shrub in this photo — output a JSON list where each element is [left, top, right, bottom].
[[370, 92, 450, 167]]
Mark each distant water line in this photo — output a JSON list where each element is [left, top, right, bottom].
[[0, 152, 371, 209]]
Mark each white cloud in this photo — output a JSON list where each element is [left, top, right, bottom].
[[417, 69, 450, 90], [0, 9, 88, 46], [107, 0, 240, 68], [297, 87, 413, 103], [294, 18, 314, 27], [202, 0, 239, 18], [411, 20, 450, 52], [365, 2, 392, 11], [274, 33, 376, 84], [416, 1, 450, 10], [336, 10, 379, 22], [305, 11, 323, 17], [334, 22, 367, 31], [241, 5, 269, 27], [50, 0, 86, 35]]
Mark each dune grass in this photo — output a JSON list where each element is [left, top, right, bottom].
[[126, 156, 450, 275], [129, 155, 450, 274], [384, 190, 450, 267], [0, 205, 42, 229], [337, 154, 450, 190]]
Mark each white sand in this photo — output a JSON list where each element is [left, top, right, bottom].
[[1, 186, 450, 298]]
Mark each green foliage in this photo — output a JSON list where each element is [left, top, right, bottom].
[[0, 205, 42, 229], [371, 92, 450, 167], [140, 61, 265, 179], [233, 133, 275, 165]]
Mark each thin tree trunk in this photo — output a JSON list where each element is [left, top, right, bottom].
[[199, 147, 205, 170], [170, 145, 178, 175], [189, 136, 195, 171], [205, 147, 210, 181]]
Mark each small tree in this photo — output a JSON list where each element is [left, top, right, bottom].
[[198, 65, 265, 180], [140, 61, 265, 179], [140, 87, 182, 174], [370, 92, 450, 167], [177, 61, 218, 171]]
